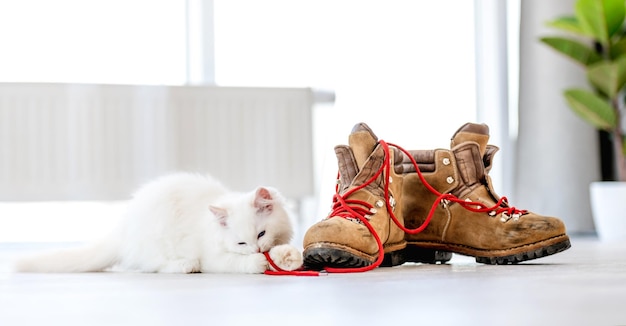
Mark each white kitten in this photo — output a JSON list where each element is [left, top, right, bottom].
[[14, 172, 302, 274]]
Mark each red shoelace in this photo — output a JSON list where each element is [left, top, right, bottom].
[[262, 251, 325, 276], [264, 139, 526, 276]]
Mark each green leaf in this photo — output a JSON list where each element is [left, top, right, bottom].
[[564, 89, 617, 130], [610, 38, 626, 59], [546, 16, 588, 35], [540, 37, 603, 66], [587, 56, 626, 97], [575, 0, 625, 44]]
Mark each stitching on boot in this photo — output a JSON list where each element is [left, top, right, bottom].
[[441, 206, 452, 242], [304, 242, 377, 260], [409, 234, 569, 253]]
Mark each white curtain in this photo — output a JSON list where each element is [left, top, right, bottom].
[[516, 0, 598, 233]]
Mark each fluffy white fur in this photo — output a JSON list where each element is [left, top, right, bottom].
[[14, 172, 302, 274]]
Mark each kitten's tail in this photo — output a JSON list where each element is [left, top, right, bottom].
[[13, 238, 119, 273]]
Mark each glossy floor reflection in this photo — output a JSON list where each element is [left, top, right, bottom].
[[1, 236, 624, 326]]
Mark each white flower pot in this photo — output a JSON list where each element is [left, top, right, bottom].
[[590, 181, 626, 242]]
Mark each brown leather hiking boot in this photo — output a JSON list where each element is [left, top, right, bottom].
[[401, 123, 571, 264], [302, 123, 423, 271]]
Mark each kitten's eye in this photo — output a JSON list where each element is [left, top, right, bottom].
[[257, 230, 266, 239], [237, 242, 247, 245]]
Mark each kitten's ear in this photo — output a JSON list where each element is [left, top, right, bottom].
[[209, 206, 229, 227], [254, 187, 274, 216]]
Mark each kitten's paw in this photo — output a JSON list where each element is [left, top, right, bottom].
[[245, 253, 269, 274], [268, 244, 303, 271]]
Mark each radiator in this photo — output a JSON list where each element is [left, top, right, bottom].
[[0, 83, 321, 201]]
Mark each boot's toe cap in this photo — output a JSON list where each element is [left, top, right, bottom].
[[302, 216, 379, 255], [496, 213, 568, 247]]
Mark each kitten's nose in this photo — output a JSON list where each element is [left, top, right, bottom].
[[254, 245, 261, 253]]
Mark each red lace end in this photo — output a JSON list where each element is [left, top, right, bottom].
[[262, 251, 324, 277]]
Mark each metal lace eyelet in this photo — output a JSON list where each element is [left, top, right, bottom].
[[441, 199, 451, 208]]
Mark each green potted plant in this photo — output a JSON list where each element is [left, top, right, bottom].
[[541, 0, 626, 241]]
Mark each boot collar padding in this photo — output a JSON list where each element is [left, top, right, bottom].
[[450, 123, 490, 157]]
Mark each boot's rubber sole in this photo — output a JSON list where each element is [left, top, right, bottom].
[[303, 247, 372, 269], [303, 245, 451, 270], [304, 235, 571, 269], [474, 238, 571, 264], [406, 234, 571, 265]]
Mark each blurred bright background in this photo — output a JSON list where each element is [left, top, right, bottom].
[[3, 0, 597, 244]]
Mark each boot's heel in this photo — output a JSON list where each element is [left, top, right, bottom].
[[380, 250, 407, 267], [403, 245, 452, 264], [380, 246, 452, 267]]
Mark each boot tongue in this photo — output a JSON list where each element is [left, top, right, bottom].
[[334, 145, 358, 194], [450, 123, 490, 157], [348, 122, 379, 170]]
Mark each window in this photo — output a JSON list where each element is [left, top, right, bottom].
[[214, 0, 477, 150], [0, 0, 187, 85], [213, 1, 477, 211], [0, 1, 478, 242]]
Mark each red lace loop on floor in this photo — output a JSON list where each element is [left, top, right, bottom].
[[262, 251, 323, 276], [264, 139, 527, 276]]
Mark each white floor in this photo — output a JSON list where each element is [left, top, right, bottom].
[[1, 236, 625, 326]]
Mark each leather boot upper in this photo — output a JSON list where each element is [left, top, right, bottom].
[[402, 123, 567, 251], [303, 123, 407, 258]]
